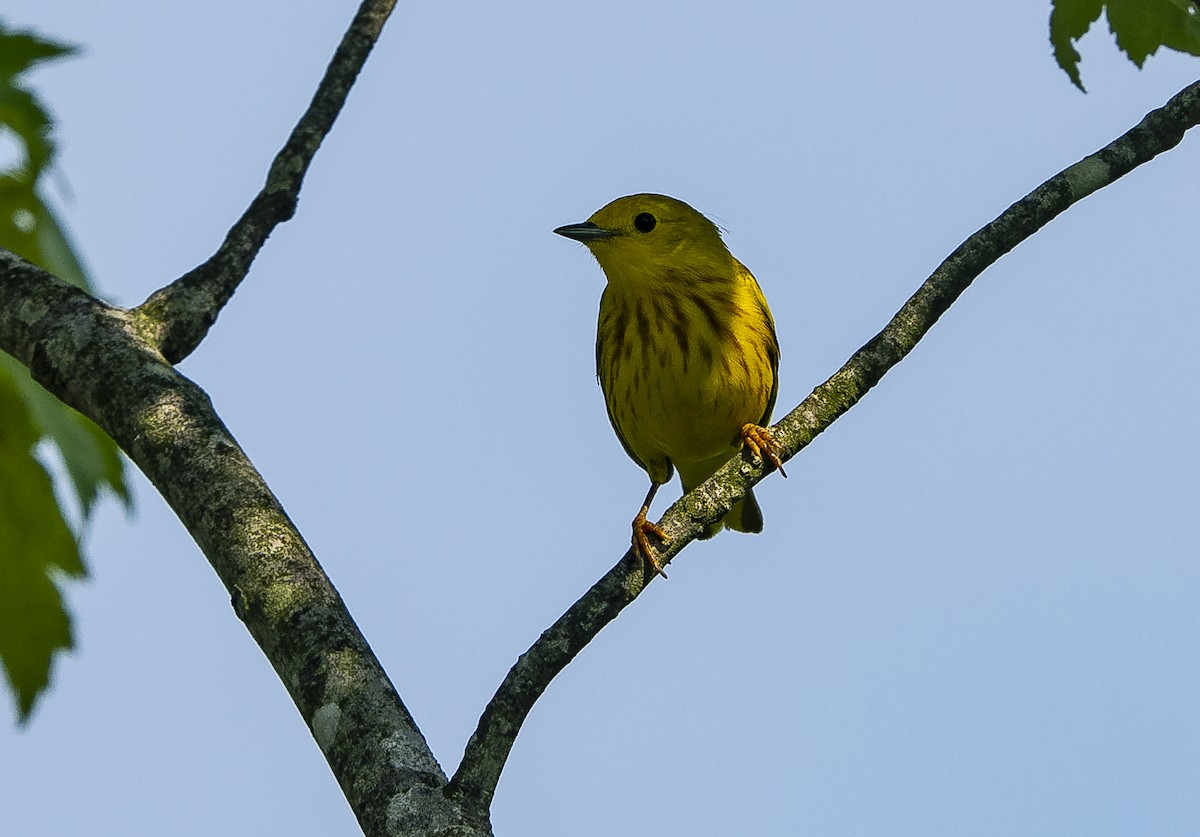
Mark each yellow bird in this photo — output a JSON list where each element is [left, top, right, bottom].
[[555, 194, 784, 576]]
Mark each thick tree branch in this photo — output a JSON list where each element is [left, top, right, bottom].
[[132, 0, 397, 365], [449, 78, 1200, 816], [0, 250, 485, 836]]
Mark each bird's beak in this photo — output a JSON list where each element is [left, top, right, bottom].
[[553, 221, 617, 242]]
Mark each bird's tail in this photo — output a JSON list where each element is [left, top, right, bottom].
[[699, 488, 764, 539]]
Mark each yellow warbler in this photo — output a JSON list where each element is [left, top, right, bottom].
[[555, 194, 784, 576]]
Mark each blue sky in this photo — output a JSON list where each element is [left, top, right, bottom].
[[3, 2, 1199, 835]]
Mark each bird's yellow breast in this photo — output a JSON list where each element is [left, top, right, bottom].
[[596, 261, 778, 487]]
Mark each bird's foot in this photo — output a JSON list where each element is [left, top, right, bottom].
[[632, 510, 671, 578], [741, 423, 787, 478]]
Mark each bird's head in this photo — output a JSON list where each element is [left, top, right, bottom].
[[554, 193, 734, 288]]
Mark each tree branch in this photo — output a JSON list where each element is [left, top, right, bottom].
[[0, 249, 485, 836], [132, 0, 397, 365], [448, 77, 1200, 817]]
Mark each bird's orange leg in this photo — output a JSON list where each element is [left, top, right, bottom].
[[741, 423, 787, 478], [631, 482, 670, 578]]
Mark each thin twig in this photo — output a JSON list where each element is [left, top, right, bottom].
[[448, 78, 1200, 818], [133, 0, 397, 364]]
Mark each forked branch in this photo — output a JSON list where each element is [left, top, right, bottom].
[[0, 2, 494, 833], [133, 0, 398, 364]]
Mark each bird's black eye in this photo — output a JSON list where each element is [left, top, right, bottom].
[[633, 212, 656, 233]]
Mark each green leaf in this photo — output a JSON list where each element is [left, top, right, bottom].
[[0, 82, 54, 179], [0, 20, 78, 79], [1050, 0, 1105, 91], [0, 362, 84, 722], [0, 174, 51, 267], [1108, 0, 1200, 67], [1, 354, 131, 518], [0, 174, 92, 291], [29, 189, 91, 290], [0, 21, 78, 183], [1051, 0, 1200, 90]]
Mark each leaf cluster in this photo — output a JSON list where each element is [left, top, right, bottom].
[[0, 20, 129, 723]]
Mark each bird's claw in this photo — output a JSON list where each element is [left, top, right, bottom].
[[741, 423, 787, 478], [632, 514, 671, 578]]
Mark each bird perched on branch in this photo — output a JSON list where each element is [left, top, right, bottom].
[[555, 194, 784, 577]]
